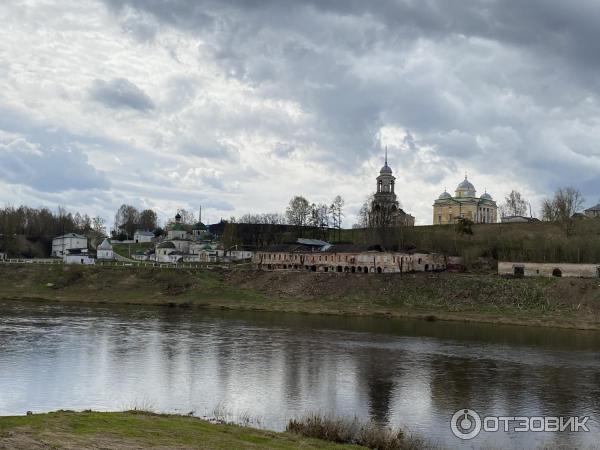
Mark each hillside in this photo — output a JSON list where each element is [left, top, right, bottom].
[[0, 411, 365, 450], [221, 219, 600, 265], [1, 264, 600, 329]]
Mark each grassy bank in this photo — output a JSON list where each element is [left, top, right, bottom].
[[1, 264, 599, 330], [0, 410, 366, 449]]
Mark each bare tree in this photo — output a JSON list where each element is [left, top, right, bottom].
[[541, 187, 585, 236], [238, 213, 286, 225], [114, 204, 139, 239], [285, 196, 311, 227], [310, 203, 330, 239], [177, 209, 195, 225], [501, 190, 528, 217], [138, 209, 158, 231], [91, 216, 106, 236], [329, 195, 344, 241]]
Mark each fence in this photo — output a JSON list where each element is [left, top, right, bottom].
[[0, 258, 251, 271], [0, 258, 62, 265]]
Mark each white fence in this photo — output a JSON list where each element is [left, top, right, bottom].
[[0, 258, 62, 265], [0, 258, 250, 271]]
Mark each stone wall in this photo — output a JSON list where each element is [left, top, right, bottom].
[[253, 251, 446, 274], [498, 261, 600, 278]]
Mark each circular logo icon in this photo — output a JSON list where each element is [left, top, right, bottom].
[[451, 409, 482, 440]]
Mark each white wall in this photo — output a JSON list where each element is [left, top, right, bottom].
[[499, 261, 600, 278], [97, 249, 114, 260], [52, 236, 88, 257]]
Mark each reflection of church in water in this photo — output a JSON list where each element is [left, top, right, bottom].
[[369, 150, 415, 227]]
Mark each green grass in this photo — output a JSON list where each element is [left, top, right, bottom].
[[1, 264, 599, 330], [111, 242, 154, 259], [0, 410, 367, 449]]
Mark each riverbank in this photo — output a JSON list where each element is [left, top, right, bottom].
[[1, 264, 599, 330], [0, 410, 367, 449]]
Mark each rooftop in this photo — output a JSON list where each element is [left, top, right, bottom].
[[585, 203, 600, 212], [54, 233, 86, 240], [134, 230, 155, 236]]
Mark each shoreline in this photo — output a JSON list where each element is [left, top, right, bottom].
[[2, 293, 600, 332], [1, 264, 600, 331], [0, 410, 369, 450]]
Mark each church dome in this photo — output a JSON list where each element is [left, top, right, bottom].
[[380, 162, 392, 175], [481, 192, 493, 200], [455, 176, 476, 197], [457, 177, 475, 191], [438, 191, 452, 199]]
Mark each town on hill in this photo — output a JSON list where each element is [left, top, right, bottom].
[[1, 153, 600, 278]]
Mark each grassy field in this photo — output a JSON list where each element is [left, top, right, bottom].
[[1, 264, 600, 330], [0, 410, 367, 449]]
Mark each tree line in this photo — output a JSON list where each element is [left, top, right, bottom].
[[0, 206, 106, 256], [221, 195, 345, 248]]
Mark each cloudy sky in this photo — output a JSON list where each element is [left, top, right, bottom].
[[1, 0, 600, 227]]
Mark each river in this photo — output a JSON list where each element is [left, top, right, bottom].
[[0, 300, 598, 449]]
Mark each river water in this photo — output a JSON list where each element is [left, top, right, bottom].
[[0, 300, 599, 449]]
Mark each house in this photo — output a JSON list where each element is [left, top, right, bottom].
[[52, 233, 88, 257], [96, 238, 114, 260], [584, 204, 600, 218], [63, 248, 95, 265], [155, 241, 185, 263], [133, 230, 155, 243], [226, 249, 253, 261], [499, 261, 600, 278]]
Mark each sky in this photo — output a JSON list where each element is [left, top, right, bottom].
[[1, 0, 600, 228]]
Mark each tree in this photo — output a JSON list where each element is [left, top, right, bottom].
[[541, 187, 585, 236], [138, 209, 157, 231], [329, 195, 344, 241], [91, 216, 106, 236], [455, 217, 474, 235], [285, 196, 311, 227], [178, 209, 195, 225], [114, 204, 139, 239], [310, 203, 330, 239], [501, 190, 528, 217]]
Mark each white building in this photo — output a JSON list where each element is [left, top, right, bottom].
[[52, 233, 88, 257], [167, 213, 188, 240], [133, 230, 155, 243], [63, 248, 95, 265], [156, 241, 184, 263], [0, 252, 5, 261], [96, 238, 114, 260], [225, 249, 253, 261]]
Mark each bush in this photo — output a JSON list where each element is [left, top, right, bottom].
[[286, 414, 430, 450]]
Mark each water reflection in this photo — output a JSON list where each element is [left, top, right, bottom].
[[0, 300, 599, 449]]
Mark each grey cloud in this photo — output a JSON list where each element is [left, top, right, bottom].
[[99, 1, 600, 197], [0, 137, 110, 192], [89, 78, 155, 111], [5, 0, 600, 223]]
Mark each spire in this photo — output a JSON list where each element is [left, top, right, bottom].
[[385, 146, 388, 166]]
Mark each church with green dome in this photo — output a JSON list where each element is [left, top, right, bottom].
[[433, 176, 498, 225]]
